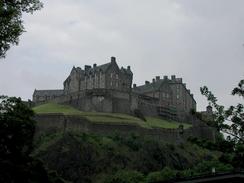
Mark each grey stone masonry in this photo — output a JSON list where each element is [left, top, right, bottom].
[[63, 57, 133, 94], [32, 57, 197, 121]]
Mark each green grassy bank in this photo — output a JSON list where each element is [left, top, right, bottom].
[[33, 102, 192, 129]]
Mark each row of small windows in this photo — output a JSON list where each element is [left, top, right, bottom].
[[111, 73, 119, 79], [162, 92, 170, 98], [110, 81, 119, 88]]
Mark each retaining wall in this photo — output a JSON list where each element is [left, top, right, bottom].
[[34, 114, 216, 143]]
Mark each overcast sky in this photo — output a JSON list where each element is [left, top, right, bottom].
[[0, 0, 243, 111]]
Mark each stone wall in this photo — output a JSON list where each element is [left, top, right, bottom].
[[49, 89, 131, 114], [34, 114, 216, 143]]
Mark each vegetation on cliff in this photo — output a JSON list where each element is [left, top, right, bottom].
[[33, 131, 232, 183]]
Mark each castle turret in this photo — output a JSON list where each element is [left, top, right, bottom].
[[111, 56, 116, 63]]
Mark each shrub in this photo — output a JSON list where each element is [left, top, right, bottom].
[[104, 170, 145, 183], [193, 160, 233, 174], [146, 167, 176, 183]]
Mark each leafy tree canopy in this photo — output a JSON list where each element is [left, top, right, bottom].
[[0, 96, 35, 159], [200, 79, 244, 143], [0, 0, 43, 58], [0, 96, 65, 183]]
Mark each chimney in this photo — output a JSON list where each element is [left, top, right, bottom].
[[183, 83, 186, 87], [152, 78, 156, 83], [171, 75, 176, 81], [190, 94, 194, 98], [93, 63, 97, 68], [187, 89, 190, 93], [111, 56, 116, 63], [85, 65, 91, 71], [127, 66, 131, 70], [177, 78, 182, 83], [163, 76, 168, 80], [133, 84, 137, 88], [156, 76, 160, 81], [145, 81, 150, 85]]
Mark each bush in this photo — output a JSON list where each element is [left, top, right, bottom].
[[104, 170, 145, 183], [146, 167, 176, 183], [193, 160, 233, 174]]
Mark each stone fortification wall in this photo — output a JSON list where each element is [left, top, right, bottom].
[[34, 114, 216, 143], [48, 89, 131, 114], [131, 93, 158, 116]]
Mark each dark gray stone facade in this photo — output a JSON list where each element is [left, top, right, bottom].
[[132, 75, 196, 121], [32, 57, 196, 121]]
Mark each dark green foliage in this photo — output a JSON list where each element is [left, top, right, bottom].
[[146, 167, 176, 183], [104, 170, 145, 183], [0, 96, 65, 183], [188, 137, 235, 153], [0, 0, 43, 58], [0, 96, 35, 159], [200, 79, 244, 143], [231, 144, 244, 169], [232, 80, 244, 97], [193, 160, 233, 174], [200, 79, 244, 170], [34, 132, 221, 183]]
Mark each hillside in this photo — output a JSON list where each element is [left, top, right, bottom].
[[33, 132, 228, 183], [33, 102, 192, 129]]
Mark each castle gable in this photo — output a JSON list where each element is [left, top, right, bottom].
[[85, 63, 110, 75], [84, 57, 119, 75]]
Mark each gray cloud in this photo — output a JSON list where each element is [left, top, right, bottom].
[[0, 0, 243, 110]]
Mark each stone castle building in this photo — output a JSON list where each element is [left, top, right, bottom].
[[63, 57, 132, 94], [33, 57, 196, 121]]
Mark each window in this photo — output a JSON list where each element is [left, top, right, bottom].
[[116, 81, 119, 88], [110, 81, 113, 86], [110, 73, 113, 78], [177, 94, 180, 99], [116, 74, 119, 79], [161, 92, 164, 98]]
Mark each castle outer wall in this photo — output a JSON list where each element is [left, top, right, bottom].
[[34, 114, 216, 143], [32, 57, 197, 121]]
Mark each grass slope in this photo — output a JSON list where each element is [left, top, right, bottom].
[[33, 102, 192, 129]]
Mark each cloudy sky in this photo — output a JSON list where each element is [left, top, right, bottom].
[[0, 0, 243, 111]]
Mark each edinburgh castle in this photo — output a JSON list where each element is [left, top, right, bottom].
[[33, 57, 196, 122]]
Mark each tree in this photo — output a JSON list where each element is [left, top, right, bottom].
[[0, 96, 35, 159], [200, 79, 244, 143], [0, 0, 43, 58], [0, 96, 65, 183]]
